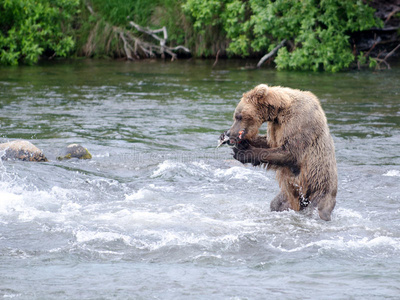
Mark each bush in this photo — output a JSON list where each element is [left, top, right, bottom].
[[0, 0, 79, 65], [184, 0, 383, 71], [0, 0, 384, 71]]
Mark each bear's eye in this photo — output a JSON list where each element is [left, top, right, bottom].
[[235, 114, 242, 121]]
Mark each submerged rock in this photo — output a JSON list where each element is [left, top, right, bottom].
[[0, 140, 48, 162], [58, 144, 92, 160]]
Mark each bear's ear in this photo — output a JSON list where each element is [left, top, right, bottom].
[[254, 84, 269, 99], [245, 84, 269, 105], [254, 85, 293, 110]]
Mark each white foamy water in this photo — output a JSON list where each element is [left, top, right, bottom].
[[383, 169, 400, 177]]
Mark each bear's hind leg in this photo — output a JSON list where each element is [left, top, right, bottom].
[[316, 194, 336, 221], [270, 191, 290, 212]]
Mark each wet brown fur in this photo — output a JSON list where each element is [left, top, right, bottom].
[[227, 84, 337, 221]]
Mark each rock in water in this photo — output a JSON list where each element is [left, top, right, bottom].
[[0, 140, 48, 162], [58, 144, 92, 160]]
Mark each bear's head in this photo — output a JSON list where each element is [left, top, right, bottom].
[[225, 84, 291, 145]]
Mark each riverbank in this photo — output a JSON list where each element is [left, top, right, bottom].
[[1, 0, 399, 71]]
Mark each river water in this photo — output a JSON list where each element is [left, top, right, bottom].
[[0, 59, 399, 299]]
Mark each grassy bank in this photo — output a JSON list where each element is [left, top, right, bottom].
[[1, 0, 398, 71]]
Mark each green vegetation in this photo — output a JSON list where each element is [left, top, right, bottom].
[[76, 0, 187, 59], [0, 0, 79, 65], [0, 0, 385, 71], [184, 0, 383, 71]]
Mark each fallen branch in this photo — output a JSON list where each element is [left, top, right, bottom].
[[86, 4, 95, 15], [374, 57, 391, 69], [119, 32, 133, 60], [364, 35, 381, 58], [384, 43, 400, 60], [257, 39, 286, 68], [385, 8, 400, 25], [84, 4, 190, 61], [129, 21, 167, 58], [374, 43, 400, 69], [129, 21, 190, 60], [212, 50, 220, 68], [358, 35, 381, 70]]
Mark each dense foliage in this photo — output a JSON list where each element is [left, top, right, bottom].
[[0, 0, 385, 71], [0, 0, 79, 65], [184, 0, 383, 71]]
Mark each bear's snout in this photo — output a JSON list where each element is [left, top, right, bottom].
[[226, 128, 247, 146]]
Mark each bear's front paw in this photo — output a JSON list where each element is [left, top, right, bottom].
[[233, 146, 261, 166], [235, 139, 250, 150]]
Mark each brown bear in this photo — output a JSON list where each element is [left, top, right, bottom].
[[221, 84, 337, 221]]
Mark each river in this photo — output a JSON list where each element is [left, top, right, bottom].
[[0, 59, 399, 299]]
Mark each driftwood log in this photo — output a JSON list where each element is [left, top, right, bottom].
[[257, 40, 286, 68], [128, 21, 190, 60], [85, 5, 189, 61], [373, 43, 400, 69]]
